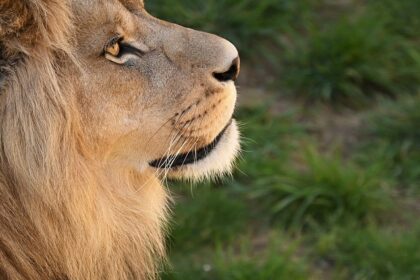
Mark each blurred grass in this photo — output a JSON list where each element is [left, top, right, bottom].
[[370, 0, 420, 38], [315, 225, 420, 279], [360, 94, 420, 191], [251, 146, 391, 230], [168, 183, 248, 252], [147, 0, 420, 278], [234, 105, 303, 179], [163, 239, 308, 280], [283, 16, 419, 106]]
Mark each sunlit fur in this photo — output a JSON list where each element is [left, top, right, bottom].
[[0, 0, 239, 279]]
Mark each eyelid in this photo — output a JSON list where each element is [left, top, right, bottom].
[[126, 41, 150, 53], [111, 35, 122, 44], [107, 35, 122, 47], [119, 42, 146, 57], [103, 35, 150, 65], [104, 35, 148, 54]]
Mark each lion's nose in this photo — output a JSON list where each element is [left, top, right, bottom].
[[213, 56, 240, 82]]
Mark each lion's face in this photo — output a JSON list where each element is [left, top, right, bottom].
[[73, 0, 240, 179]]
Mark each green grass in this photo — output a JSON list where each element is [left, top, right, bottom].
[[234, 105, 303, 179], [315, 225, 420, 279], [370, 0, 420, 38], [163, 238, 308, 280], [168, 183, 248, 252], [284, 15, 420, 106], [370, 95, 420, 150], [361, 94, 420, 190], [251, 146, 391, 229]]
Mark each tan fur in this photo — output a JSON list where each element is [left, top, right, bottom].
[[0, 0, 239, 279]]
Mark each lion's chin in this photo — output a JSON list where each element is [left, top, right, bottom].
[[152, 119, 240, 181]]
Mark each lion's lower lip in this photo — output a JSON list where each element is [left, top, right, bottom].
[[149, 120, 232, 169]]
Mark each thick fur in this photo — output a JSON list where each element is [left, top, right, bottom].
[[0, 0, 239, 279]]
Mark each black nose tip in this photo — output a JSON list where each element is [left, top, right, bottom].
[[213, 57, 240, 82]]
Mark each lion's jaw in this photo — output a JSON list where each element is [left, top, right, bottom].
[[150, 118, 241, 180]]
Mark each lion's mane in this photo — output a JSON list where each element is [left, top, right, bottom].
[[0, 1, 169, 279]]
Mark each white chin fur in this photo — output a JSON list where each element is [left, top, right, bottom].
[[168, 120, 240, 181]]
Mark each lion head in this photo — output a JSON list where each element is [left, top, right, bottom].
[[74, 0, 240, 179], [0, 0, 240, 279]]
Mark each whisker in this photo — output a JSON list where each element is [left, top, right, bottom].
[[144, 117, 174, 147], [162, 137, 192, 181]]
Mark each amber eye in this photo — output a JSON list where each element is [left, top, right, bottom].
[[104, 36, 147, 64], [106, 41, 120, 57]]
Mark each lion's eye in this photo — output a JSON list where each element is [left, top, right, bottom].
[[104, 35, 148, 65], [104, 35, 122, 57], [106, 41, 120, 57]]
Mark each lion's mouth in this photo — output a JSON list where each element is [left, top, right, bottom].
[[149, 120, 232, 169]]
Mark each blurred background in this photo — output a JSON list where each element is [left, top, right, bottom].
[[147, 0, 420, 279]]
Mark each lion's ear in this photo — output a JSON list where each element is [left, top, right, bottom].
[[0, 0, 72, 58]]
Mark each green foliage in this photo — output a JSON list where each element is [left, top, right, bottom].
[[370, 95, 420, 150], [316, 225, 420, 279], [169, 184, 248, 252], [234, 105, 303, 179], [370, 0, 420, 38], [364, 94, 420, 189], [252, 146, 391, 229], [284, 15, 419, 105], [163, 241, 308, 280]]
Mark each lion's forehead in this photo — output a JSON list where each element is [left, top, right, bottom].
[[71, 0, 147, 57], [72, 0, 143, 15]]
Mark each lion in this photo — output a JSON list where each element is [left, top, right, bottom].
[[0, 0, 240, 279]]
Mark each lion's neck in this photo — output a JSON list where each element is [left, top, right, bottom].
[[0, 164, 169, 280]]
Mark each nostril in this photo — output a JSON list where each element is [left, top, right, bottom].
[[213, 57, 240, 82]]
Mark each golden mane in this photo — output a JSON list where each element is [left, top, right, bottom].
[[0, 1, 168, 279]]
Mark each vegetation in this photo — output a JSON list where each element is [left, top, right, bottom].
[[363, 94, 420, 191], [315, 225, 420, 279], [251, 147, 391, 229], [284, 16, 417, 105], [148, 0, 420, 278], [163, 240, 308, 280]]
